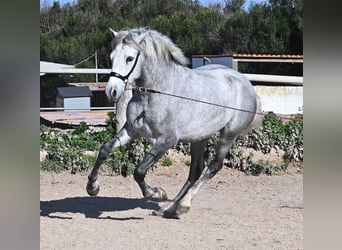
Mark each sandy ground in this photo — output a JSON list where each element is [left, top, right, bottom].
[[40, 152, 303, 250]]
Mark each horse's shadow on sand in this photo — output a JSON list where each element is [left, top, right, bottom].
[[40, 196, 160, 220]]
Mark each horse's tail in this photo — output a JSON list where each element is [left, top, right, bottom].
[[243, 94, 263, 134]]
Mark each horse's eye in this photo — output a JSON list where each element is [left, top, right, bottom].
[[126, 56, 134, 63]]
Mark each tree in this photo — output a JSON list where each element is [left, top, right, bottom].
[[269, 0, 303, 54], [224, 0, 245, 14], [40, 0, 303, 79]]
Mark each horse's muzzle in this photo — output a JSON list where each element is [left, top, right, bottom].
[[107, 89, 117, 102], [110, 88, 117, 100], [106, 85, 124, 102]]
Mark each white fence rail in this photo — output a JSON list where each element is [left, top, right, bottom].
[[40, 68, 111, 75], [233, 58, 303, 64], [40, 107, 115, 111], [244, 74, 303, 85], [40, 68, 303, 85]]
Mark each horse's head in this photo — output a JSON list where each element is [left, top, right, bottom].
[[106, 27, 189, 102], [106, 28, 145, 102]]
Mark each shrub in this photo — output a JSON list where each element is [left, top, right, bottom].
[[110, 138, 152, 176], [40, 113, 303, 176], [174, 113, 303, 175], [41, 158, 65, 173], [162, 156, 173, 166], [240, 113, 303, 164], [40, 120, 114, 173], [184, 159, 191, 167]]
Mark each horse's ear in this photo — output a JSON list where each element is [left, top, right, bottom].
[[109, 28, 118, 37], [138, 31, 149, 45]]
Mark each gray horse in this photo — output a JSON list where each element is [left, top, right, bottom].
[[87, 27, 261, 218]]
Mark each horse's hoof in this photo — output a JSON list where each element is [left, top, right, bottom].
[[147, 187, 168, 202], [176, 205, 190, 215], [163, 210, 181, 219], [151, 207, 180, 219], [151, 201, 171, 216], [151, 209, 164, 216], [86, 181, 100, 196], [162, 203, 190, 219], [158, 187, 168, 201], [153, 202, 180, 219]]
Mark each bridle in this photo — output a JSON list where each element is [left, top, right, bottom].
[[109, 52, 140, 85]]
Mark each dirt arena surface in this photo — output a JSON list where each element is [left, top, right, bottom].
[[40, 156, 303, 250]]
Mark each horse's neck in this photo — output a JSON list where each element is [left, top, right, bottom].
[[143, 61, 186, 90]]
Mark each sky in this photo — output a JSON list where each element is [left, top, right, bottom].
[[40, 0, 266, 10]]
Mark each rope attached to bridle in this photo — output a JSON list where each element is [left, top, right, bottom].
[[129, 86, 295, 121], [108, 52, 296, 121]]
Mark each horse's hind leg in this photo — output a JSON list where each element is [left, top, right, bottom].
[[158, 139, 208, 217], [165, 128, 239, 218], [86, 128, 133, 196], [174, 139, 208, 200]]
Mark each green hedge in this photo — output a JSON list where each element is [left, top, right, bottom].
[[40, 113, 303, 176]]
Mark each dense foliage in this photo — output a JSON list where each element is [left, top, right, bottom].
[[228, 113, 303, 175], [40, 113, 303, 176], [40, 0, 303, 75]]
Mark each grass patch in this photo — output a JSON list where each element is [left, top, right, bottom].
[[161, 156, 173, 166], [41, 159, 64, 173]]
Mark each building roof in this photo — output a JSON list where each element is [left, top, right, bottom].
[[68, 82, 106, 91], [40, 111, 111, 126], [57, 86, 92, 98]]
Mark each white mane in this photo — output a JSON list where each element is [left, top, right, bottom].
[[113, 27, 189, 66]]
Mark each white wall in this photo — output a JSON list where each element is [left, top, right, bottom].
[[254, 86, 303, 115], [64, 97, 91, 111]]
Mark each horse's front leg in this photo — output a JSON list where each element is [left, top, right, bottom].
[[86, 127, 135, 196], [133, 137, 177, 202]]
